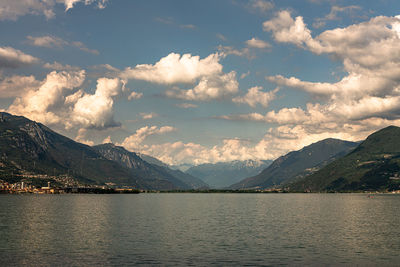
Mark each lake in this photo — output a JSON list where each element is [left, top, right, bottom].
[[0, 193, 399, 266]]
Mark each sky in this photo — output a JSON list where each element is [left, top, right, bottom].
[[1, 0, 400, 165]]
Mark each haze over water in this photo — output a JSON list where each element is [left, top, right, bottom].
[[1, 193, 399, 266]]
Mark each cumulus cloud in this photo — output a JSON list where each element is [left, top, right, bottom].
[[165, 71, 238, 101], [120, 125, 176, 152], [27, 35, 99, 54], [0, 75, 41, 98], [0, 47, 39, 68], [122, 52, 239, 101], [245, 38, 271, 49], [0, 0, 108, 21], [75, 128, 94, 146], [128, 91, 143, 100], [8, 70, 124, 130], [200, 13, 400, 164], [120, 53, 223, 84], [233, 86, 278, 107]]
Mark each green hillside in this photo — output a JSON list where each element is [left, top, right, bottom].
[[288, 126, 400, 192], [230, 138, 358, 190]]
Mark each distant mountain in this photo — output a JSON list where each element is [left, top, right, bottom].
[[137, 153, 208, 189], [230, 138, 358, 190], [96, 144, 208, 189], [288, 126, 400, 192], [186, 160, 272, 188], [0, 112, 150, 188], [169, 163, 194, 172], [138, 153, 169, 168]]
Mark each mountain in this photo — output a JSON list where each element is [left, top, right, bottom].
[[230, 138, 358, 190], [137, 153, 208, 189], [288, 126, 400, 192], [95, 144, 208, 189], [0, 112, 151, 188], [0, 112, 197, 190], [186, 160, 272, 188]]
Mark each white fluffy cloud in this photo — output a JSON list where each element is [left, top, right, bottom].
[[7, 70, 124, 130], [122, 52, 239, 101], [121, 53, 223, 84], [261, 12, 400, 121], [120, 125, 176, 152], [233, 86, 278, 107], [0, 75, 41, 98], [0, 46, 39, 68], [245, 38, 271, 49], [0, 0, 107, 20], [165, 71, 238, 101]]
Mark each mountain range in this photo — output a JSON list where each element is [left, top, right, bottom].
[[230, 138, 359, 190], [186, 160, 272, 188], [2, 112, 400, 192], [287, 126, 400, 192], [0, 112, 207, 190]]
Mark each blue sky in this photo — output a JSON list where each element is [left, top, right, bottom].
[[1, 0, 400, 165]]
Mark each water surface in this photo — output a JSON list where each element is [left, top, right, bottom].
[[1, 193, 399, 266]]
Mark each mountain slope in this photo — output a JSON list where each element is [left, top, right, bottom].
[[0, 112, 151, 188], [186, 160, 272, 188], [230, 138, 358, 190], [288, 126, 400, 192], [94, 144, 208, 189], [138, 153, 208, 189]]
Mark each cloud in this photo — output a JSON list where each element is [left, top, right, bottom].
[[240, 71, 250, 79], [263, 10, 314, 47], [120, 53, 223, 84], [155, 17, 196, 30], [313, 5, 362, 29], [176, 103, 198, 109], [61, 0, 108, 11], [264, 13, 400, 101], [120, 125, 177, 152], [75, 128, 94, 146], [7, 70, 125, 130], [0, 46, 39, 68], [247, 0, 274, 13], [140, 112, 158, 120], [233, 86, 278, 107], [43, 61, 81, 71], [122, 52, 239, 101], [128, 91, 143, 100], [102, 135, 112, 144], [71, 77, 124, 129], [217, 45, 252, 59], [27, 35, 65, 48], [0, 0, 108, 21], [245, 37, 271, 49], [27, 35, 99, 54], [8, 70, 86, 126], [0, 75, 41, 98], [165, 71, 238, 101], [216, 33, 227, 41]]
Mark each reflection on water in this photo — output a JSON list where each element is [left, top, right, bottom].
[[0, 194, 399, 265]]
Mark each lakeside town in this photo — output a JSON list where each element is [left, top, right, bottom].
[[0, 180, 140, 194]]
